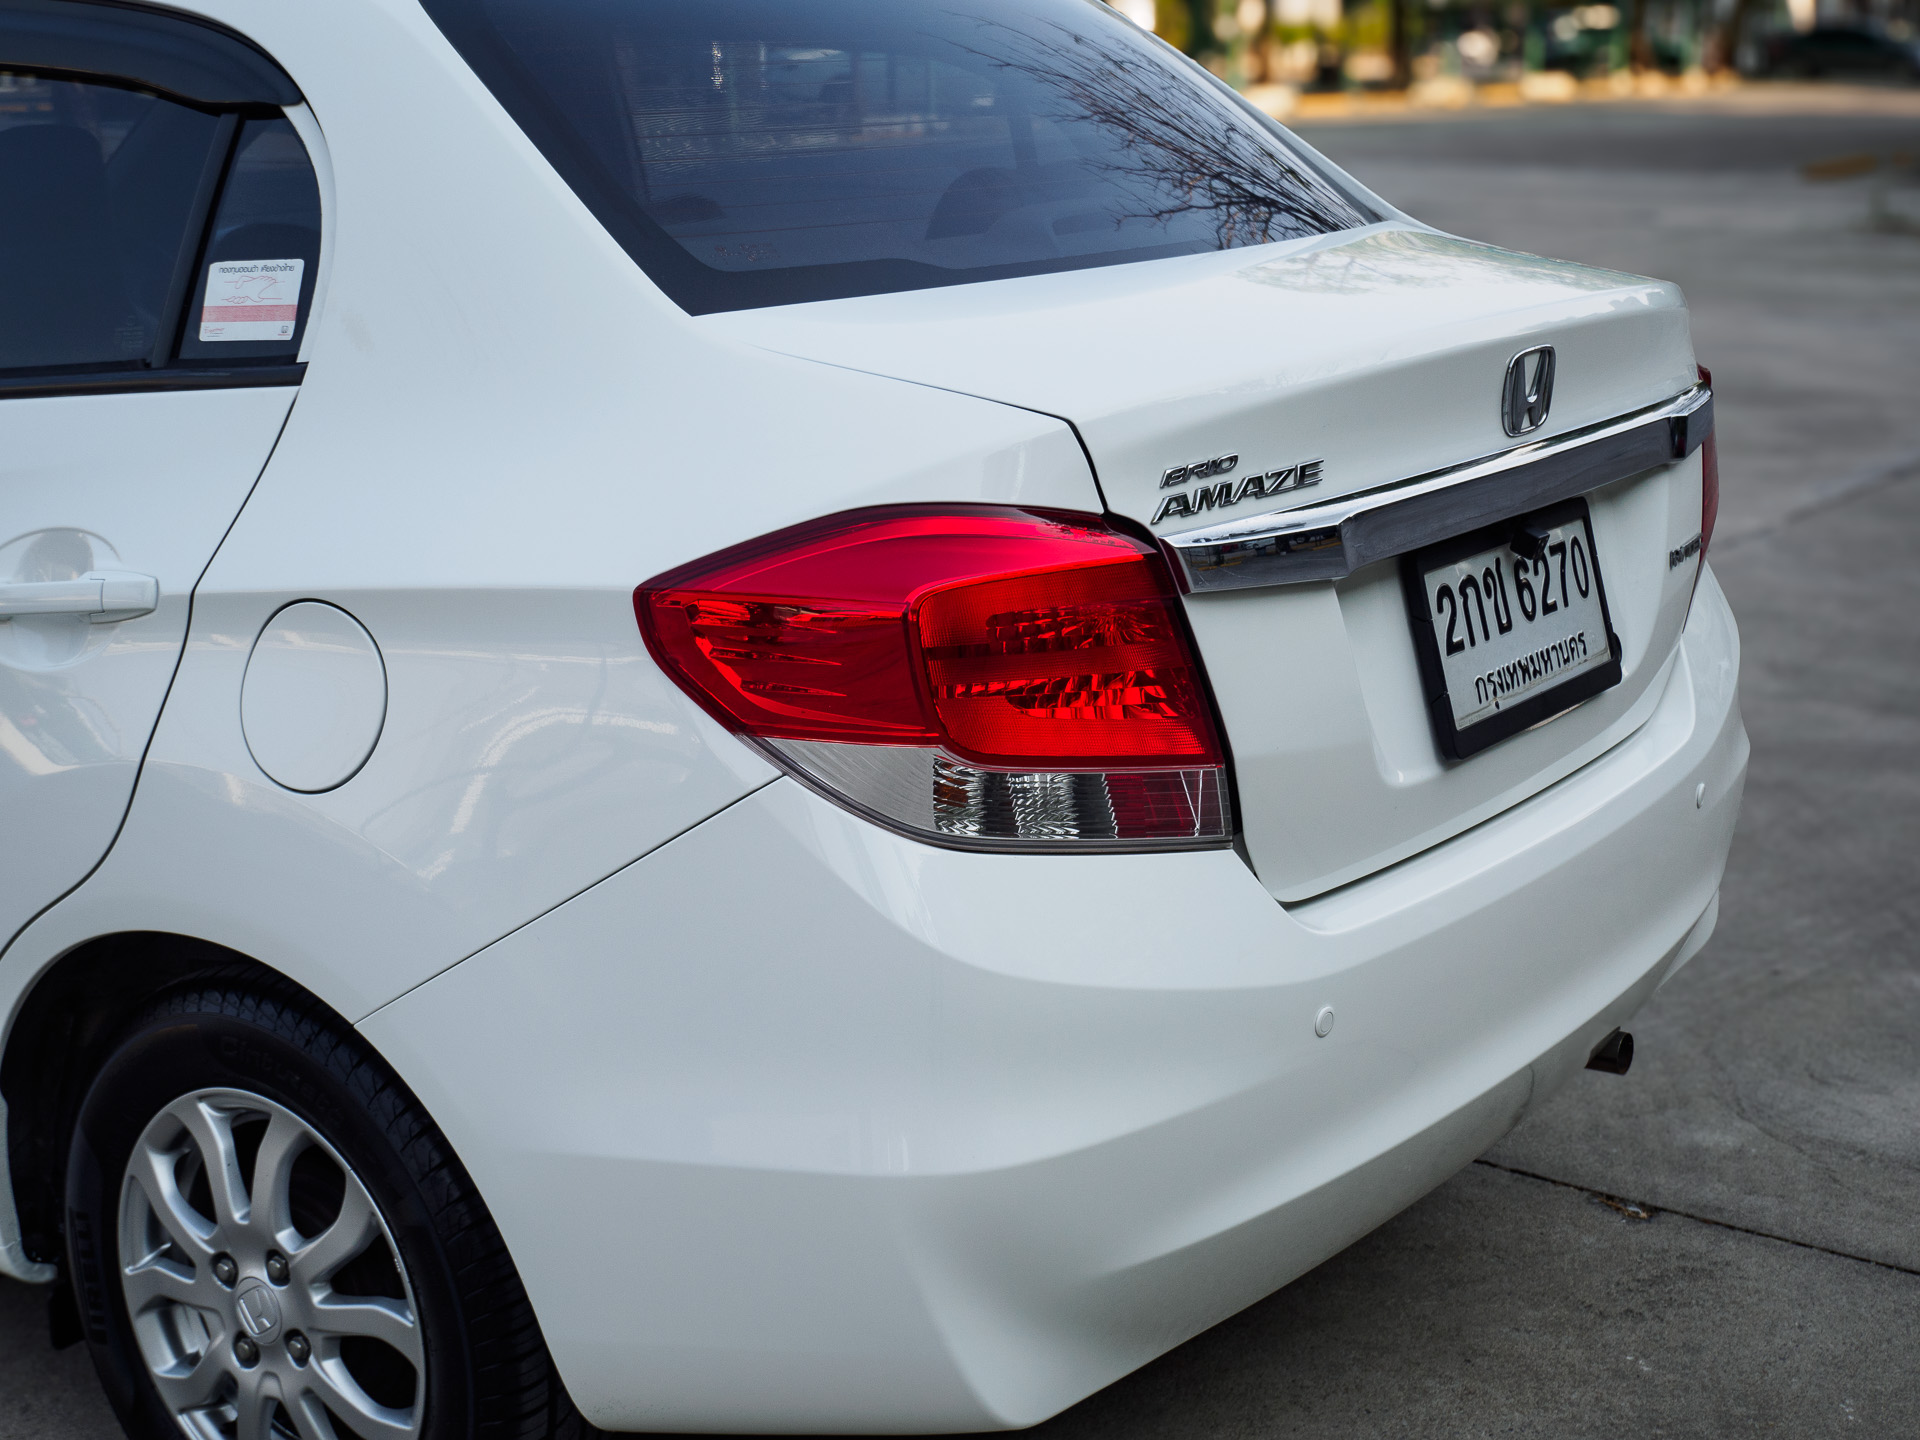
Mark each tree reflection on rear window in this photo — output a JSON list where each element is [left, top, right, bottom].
[[421, 0, 1376, 313]]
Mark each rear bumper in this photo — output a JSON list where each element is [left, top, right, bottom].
[[361, 567, 1747, 1434]]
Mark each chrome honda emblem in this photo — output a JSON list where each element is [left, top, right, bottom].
[[1501, 346, 1556, 436], [235, 1280, 283, 1340]]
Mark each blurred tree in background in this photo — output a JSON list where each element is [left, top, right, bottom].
[[1185, 0, 1222, 59], [1246, 0, 1277, 80], [1388, 0, 1411, 86], [1110, 0, 1920, 87]]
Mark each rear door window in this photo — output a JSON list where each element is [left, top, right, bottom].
[[421, 0, 1375, 314], [0, 67, 319, 388], [176, 116, 321, 363], [0, 74, 221, 371]]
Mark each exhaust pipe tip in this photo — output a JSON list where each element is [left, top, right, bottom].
[[1586, 1029, 1634, 1075]]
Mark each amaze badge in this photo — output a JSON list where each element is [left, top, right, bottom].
[[1152, 457, 1323, 525]]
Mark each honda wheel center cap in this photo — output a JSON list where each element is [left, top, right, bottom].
[[235, 1280, 283, 1342]]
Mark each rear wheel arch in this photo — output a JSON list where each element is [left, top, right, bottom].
[[3, 932, 272, 1270], [5, 934, 590, 1439]]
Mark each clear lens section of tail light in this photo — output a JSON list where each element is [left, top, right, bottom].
[[636, 506, 1231, 850]]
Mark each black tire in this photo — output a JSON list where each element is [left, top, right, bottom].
[[63, 975, 587, 1440]]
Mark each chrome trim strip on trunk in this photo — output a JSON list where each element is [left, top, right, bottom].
[[1161, 384, 1713, 592]]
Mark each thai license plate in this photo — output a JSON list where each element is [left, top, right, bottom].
[[1401, 498, 1622, 760]]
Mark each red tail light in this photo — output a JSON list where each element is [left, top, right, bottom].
[[1697, 364, 1719, 564], [637, 507, 1229, 848]]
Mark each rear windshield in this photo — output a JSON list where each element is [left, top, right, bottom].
[[420, 0, 1375, 314]]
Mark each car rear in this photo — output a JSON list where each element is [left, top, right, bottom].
[[359, 0, 1749, 1429]]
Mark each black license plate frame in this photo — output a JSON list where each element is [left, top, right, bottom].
[[1400, 496, 1623, 762]]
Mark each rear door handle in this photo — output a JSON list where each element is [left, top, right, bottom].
[[0, 571, 159, 622]]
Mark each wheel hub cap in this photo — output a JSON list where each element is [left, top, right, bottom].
[[116, 1087, 426, 1439]]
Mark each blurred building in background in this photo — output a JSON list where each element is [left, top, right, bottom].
[[1106, 0, 1920, 109]]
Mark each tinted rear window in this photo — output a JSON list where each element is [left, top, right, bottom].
[[420, 0, 1375, 314]]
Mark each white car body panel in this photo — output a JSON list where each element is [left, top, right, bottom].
[[0, 2, 1752, 1431], [45, 382, 1094, 1025], [0, 388, 293, 947], [698, 225, 1697, 527], [363, 572, 1744, 1431]]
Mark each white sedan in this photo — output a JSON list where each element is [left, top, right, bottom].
[[0, 0, 1745, 1436]]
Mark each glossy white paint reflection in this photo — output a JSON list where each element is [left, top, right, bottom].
[[0, 1, 1749, 1424], [704, 226, 1706, 897], [241, 601, 387, 792], [700, 225, 1698, 535], [364, 580, 1747, 1430], [0, 388, 294, 949]]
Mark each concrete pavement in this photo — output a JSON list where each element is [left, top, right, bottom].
[[5, 87, 1918, 1439]]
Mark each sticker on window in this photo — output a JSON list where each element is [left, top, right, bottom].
[[199, 259, 304, 342]]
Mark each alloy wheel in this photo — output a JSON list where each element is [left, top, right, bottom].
[[116, 1087, 425, 1440]]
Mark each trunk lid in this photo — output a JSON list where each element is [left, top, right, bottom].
[[702, 224, 1705, 898]]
